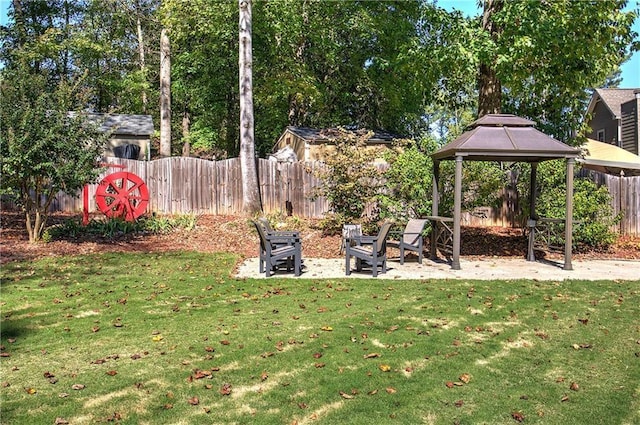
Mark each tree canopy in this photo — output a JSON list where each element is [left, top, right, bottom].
[[1, 0, 637, 156]]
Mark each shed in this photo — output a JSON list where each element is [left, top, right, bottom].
[[84, 113, 154, 160], [272, 126, 400, 162]]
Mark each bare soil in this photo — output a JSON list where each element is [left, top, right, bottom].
[[2, 211, 639, 265]]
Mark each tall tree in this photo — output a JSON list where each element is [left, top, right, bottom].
[[239, 0, 261, 214], [160, 27, 171, 157], [477, 0, 503, 117], [476, 0, 637, 140]]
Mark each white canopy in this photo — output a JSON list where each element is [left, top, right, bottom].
[[578, 139, 640, 177]]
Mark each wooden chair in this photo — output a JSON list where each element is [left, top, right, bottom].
[[252, 220, 302, 277], [257, 217, 300, 249], [388, 219, 428, 264], [345, 222, 393, 277]]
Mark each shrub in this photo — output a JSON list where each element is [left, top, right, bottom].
[[310, 129, 387, 233]]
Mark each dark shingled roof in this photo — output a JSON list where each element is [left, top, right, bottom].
[[432, 114, 580, 162], [593, 88, 638, 119], [67, 112, 154, 136]]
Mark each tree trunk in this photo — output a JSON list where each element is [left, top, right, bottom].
[[239, 0, 261, 214], [136, 1, 148, 113], [182, 108, 190, 157], [477, 0, 503, 117], [160, 28, 171, 157]]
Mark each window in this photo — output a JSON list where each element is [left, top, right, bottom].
[[596, 129, 605, 142]]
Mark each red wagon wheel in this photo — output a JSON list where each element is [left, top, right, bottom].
[[95, 171, 149, 221]]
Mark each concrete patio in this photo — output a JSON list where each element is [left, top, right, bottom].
[[235, 257, 640, 281]]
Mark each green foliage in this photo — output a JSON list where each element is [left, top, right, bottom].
[[44, 213, 198, 241], [489, 0, 637, 140], [377, 137, 436, 220], [0, 64, 108, 242], [520, 161, 619, 250], [310, 129, 386, 232]]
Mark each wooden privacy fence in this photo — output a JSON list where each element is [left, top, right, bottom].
[[50, 157, 330, 217], [36, 157, 640, 235], [582, 170, 640, 235]]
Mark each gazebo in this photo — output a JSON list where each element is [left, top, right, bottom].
[[430, 114, 581, 270]]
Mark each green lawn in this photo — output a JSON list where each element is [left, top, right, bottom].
[[1, 252, 638, 425]]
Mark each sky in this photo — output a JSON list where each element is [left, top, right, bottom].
[[0, 0, 638, 87]]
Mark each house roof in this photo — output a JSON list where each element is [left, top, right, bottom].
[[587, 88, 639, 119], [284, 126, 400, 143], [432, 114, 580, 162]]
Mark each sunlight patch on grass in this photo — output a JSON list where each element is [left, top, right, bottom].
[[232, 370, 297, 399], [75, 310, 100, 318], [467, 307, 484, 315], [476, 336, 535, 366], [296, 400, 344, 425], [84, 387, 133, 408]]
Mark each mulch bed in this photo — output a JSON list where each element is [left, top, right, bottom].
[[2, 211, 639, 265]]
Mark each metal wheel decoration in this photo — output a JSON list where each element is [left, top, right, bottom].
[[95, 171, 149, 221]]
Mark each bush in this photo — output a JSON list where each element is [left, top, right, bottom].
[[521, 161, 619, 250], [44, 214, 198, 241], [377, 137, 435, 221], [310, 129, 387, 233]]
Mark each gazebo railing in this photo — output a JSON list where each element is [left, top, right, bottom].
[[526, 218, 582, 259]]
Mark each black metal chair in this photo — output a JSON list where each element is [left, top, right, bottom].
[[345, 222, 393, 277], [252, 220, 302, 277], [388, 219, 428, 264]]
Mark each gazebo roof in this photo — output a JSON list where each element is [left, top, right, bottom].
[[432, 114, 580, 162]]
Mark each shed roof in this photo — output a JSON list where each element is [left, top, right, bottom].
[[284, 126, 400, 143], [432, 114, 580, 162], [69, 112, 154, 136]]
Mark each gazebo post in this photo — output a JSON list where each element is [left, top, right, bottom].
[[452, 155, 463, 270], [527, 162, 538, 261], [431, 160, 440, 260], [564, 158, 575, 270], [432, 160, 440, 216]]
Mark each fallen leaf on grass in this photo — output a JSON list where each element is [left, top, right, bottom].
[[511, 411, 525, 422], [385, 387, 397, 394], [314, 363, 326, 368], [363, 353, 380, 359], [339, 391, 354, 399], [321, 326, 333, 331], [152, 335, 163, 342], [106, 412, 122, 422], [379, 364, 391, 372], [25, 387, 37, 394], [106, 370, 117, 376], [570, 382, 580, 391], [188, 396, 199, 405], [72, 384, 85, 390], [220, 383, 232, 396], [54, 418, 69, 425]]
